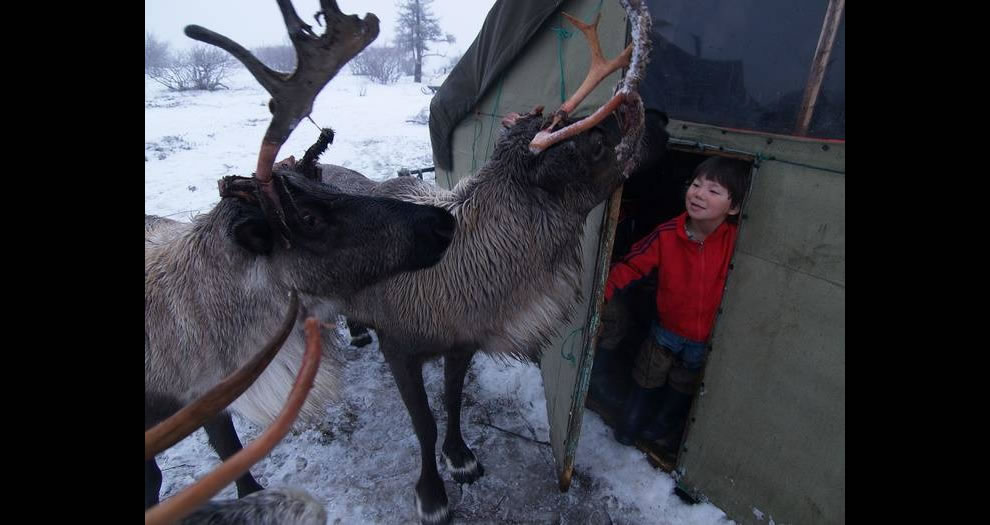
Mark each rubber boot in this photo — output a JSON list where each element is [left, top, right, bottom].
[[590, 298, 628, 405], [614, 383, 662, 446], [655, 416, 688, 457], [640, 387, 693, 446], [589, 346, 627, 411], [637, 384, 670, 441]]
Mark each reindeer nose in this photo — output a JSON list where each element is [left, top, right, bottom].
[[410, 208, 456, 269], [429, 209, 456, 242]]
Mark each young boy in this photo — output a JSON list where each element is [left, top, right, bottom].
[[603, 156, 751, 454]]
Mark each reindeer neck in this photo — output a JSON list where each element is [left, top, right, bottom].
[[453, 172, 585, 260], [146, 203, 291, 354]]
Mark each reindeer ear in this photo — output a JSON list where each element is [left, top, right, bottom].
[[501, 112, 522, 128], [273, 155, 297, 171], [232, 215, 274, 255]]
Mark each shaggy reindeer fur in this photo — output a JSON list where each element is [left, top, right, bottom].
[[145, 212, 341, 428], [179, 488, 327, 525], [341, 115, 628, 358], [145, 171, 455, 509]]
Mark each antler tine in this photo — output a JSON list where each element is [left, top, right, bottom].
[[528, 93, 628, 153], [145, 315, 324, 525], [317, 0, 346, 32], [544, 13, 632, 132], [144, 290, 300, 461], [276, 0, 319, 41], [555, 13, 632, 119], [528, 11, 635, 154], [184, 25, 287, 101], [188, 1, 378, 184]]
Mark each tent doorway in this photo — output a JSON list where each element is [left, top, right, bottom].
[[585, 146, 755, 471]]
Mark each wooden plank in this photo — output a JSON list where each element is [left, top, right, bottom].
[[796, 0, 846, 135]]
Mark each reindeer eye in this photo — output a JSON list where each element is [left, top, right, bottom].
[[590, 131, 606, 161], [301, 211, 321, 228]]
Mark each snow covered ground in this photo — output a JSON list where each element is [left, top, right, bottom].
[[146, 67, 735, 524]]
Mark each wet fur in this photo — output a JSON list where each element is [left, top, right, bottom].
[[341, 115, 623, 361]]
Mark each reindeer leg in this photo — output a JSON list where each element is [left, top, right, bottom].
[[202, 412, 264, 498], [441, 350, 485, 484], [347, 319, 373, 348], [146, 392, 183, 509], [146, 459, 163, 509], [382, 343, 450, 525]]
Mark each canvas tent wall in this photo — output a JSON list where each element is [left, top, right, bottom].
[[428, 1, 845, 524]]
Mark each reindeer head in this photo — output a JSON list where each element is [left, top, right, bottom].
[[184, 0, 455, 294], [490, 0, 652, 215], [220, 171, 455, 298], [490, 109, 624, 215]]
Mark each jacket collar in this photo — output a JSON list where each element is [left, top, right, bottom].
[[675, 211, 732, 244]]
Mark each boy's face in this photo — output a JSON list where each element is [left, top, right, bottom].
[[685, 175, 739, 223]]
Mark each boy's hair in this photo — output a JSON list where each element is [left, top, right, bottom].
[[690, 156, 752, 222]]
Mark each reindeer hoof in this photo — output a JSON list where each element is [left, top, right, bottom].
[[236, 477, 264, 498], [350, 333, 373, 348], [442, 451, 485, 484], [416, 493, 451, 525]]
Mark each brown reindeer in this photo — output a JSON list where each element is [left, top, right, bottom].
[[321, 2, 655, 523]]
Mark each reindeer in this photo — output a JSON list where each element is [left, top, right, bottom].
[[145, 0, 457, 509], [146, 297, 328, 525], [321, 3, 655, 523]]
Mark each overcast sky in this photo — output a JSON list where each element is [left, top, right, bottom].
[[145, 0, 498, 54]]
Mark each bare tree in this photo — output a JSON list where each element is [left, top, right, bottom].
[[394, 0, 451, 83], [145, 32, 171, 72], [147, 44, 236, 91], [253, 42, 297, 73], [185, 45, 237, 89], [438, 52, 462, 76], [350, 45, 403, 84]]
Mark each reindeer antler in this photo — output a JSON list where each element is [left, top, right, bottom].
[[185, 0, 380, 244], [145, 305, 324, 525], [528, 13, 630, 154], [529, 0, 652, 166]]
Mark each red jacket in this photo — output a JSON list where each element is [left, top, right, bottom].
[[605, 212, 738, 343]]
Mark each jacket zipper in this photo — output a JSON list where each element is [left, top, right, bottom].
[[698, 241, 704, 340]]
